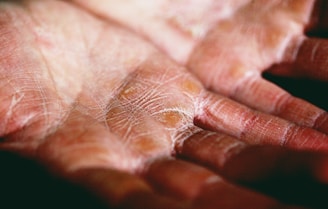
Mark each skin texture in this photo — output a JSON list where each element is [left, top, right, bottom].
[[0, 0, 328, 208], [73, 0, 328, 132]]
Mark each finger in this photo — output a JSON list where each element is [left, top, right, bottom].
[[143, 158, 302, 209], [36, 110, 187, 209], [175, 130, 284, 182], [175, 129, 328, 184], [175, 130, 250, 178], [195, 91, 328, 151], [306, 0, 328, 37], [190, 25, 328, 137], [227, 75, 328, 134], [2, 105, 179, 209], [36, 110, 143, 175], [307, 152, 328, 184], [269, 38, 328, 81], [186, 19, 328, 135], [176, 130, 328, 209], [71, 168, 187, 209]]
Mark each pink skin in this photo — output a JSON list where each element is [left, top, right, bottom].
[[72, 0, 328, 132], [0, 0, 328, 208]]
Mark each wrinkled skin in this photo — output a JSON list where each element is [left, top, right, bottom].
[[73, 0, 328, 132], [1, 0, 328, 209]]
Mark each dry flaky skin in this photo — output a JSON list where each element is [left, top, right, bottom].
[[0, 0, 328, 208], [73, 0, 328, 133]]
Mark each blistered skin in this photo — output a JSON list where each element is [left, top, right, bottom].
[[1, 1, 328, 209]]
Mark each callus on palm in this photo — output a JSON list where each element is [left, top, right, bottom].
[[72, 0, 328, 149], [1, 1, 328, 208]]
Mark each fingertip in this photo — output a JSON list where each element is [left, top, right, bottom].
[[311, 155, 328, 184]]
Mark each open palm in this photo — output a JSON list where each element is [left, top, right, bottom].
[[1, 1, 328, 209]]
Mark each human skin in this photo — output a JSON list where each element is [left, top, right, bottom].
[[73, 0, 328, 131], [0, 0, 328, 209]]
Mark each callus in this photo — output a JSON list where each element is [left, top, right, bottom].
[[1, 1, 328, 208], [72, 0, 328, 145]]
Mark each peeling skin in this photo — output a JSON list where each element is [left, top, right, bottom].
[[1, 1, 328, 208], [0, 0, 205, 169], [195, 92, 328, 150], [71, 0, 328, 134]]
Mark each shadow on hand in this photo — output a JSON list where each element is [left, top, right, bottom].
[[0, 151, 110, 209], [244, 73, 328, 209], [0, 74, 327, 209]]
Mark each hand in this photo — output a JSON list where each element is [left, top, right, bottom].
[[0, 1, 328, 209], [74, 0, 328, 135]]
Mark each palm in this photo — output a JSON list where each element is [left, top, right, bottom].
[[0, 1, 328, 209], [76, 0, 328, 131]]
